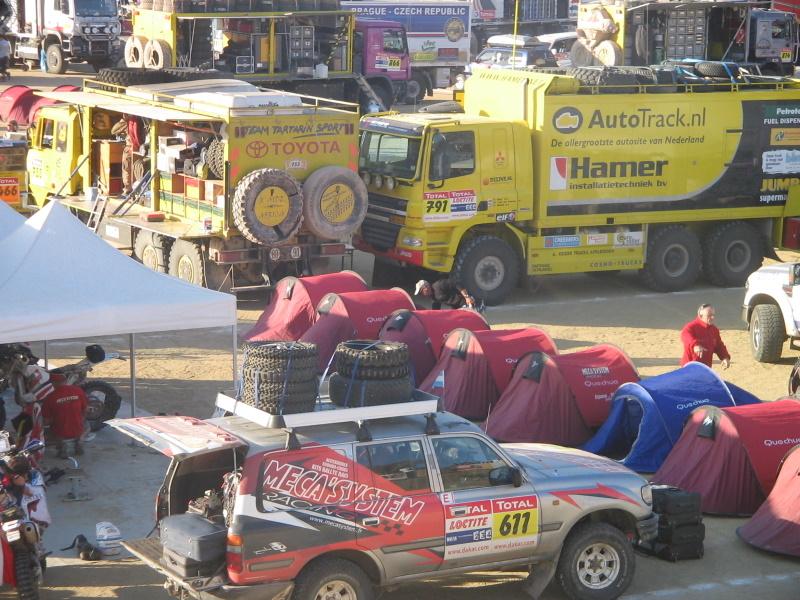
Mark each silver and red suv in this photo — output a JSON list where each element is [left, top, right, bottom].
[[111, 393, 656, 600]]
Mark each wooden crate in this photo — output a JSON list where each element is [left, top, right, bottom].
[[95, 140, 124, 195]]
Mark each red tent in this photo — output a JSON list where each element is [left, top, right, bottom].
[[243, 271, 367, 342], [485, 351, 593, 446], [738, 444, 800, 556], [652, 398, 800, 515], [551, 344, 639, 428], [378, 309, 489, 384], [300, 288, 414, 371], [420, 327, 558, 421], [0, 85, 78, 126]]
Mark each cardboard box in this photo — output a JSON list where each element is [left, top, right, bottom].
[[157, 154, 181, 174], [158, 136, 182, 151], [185, 176, 204, 201], [204, 180, 224, 207]]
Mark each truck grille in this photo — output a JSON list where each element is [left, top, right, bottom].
[[367, 193, 407, 218], [361, 218, 402, 250]]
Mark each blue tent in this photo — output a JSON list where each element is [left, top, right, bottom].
[[582, 362, 761, 472]]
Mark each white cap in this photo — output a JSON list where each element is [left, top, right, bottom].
[[414, 280, 430, 295]]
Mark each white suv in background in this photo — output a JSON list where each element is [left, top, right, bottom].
[[742, 262, 800, 362]]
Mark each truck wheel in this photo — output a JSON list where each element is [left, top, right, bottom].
[[702, 221, 763, 287], [232, 168, 304, 245], [301, 166, 368, 240], [454, 235, 520, 306], [569, 40, 596, 68], [370, 80, 394, 110], [750, 303, 785, 363], [205, 140, 225, 179], [168, 239, 204, 285], [124, 36, 147, 68], [335, 340, 410, 372], [557, 522, 635, 600], [404, 72, 428, 103], [329, 373, 413, 407], [46, 44, 66, 74], [640, 225, 701, 292], [134, 231, 170, 273], [144, 39, 172, 69], [82, 380, 122, 431], [98, 67, 164, 87], [294, 558, 374, 600], [593, 40, 623, 66]]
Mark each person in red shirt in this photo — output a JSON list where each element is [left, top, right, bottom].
[[42, 378, 88, 458], [680, 303, 731, 369]]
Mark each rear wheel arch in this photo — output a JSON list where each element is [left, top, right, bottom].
[[297, 550, 384, 586]]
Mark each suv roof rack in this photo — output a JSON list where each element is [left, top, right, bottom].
[[215, 392, 442, 448]]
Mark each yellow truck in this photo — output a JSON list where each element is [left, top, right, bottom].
[[26, 78, 367, 290], [355, 67, 800, 304]]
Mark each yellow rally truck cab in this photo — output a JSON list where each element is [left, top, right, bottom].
[[26, 79, 368, 290], [355, 68, 800, 305]]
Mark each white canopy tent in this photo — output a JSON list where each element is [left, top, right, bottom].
[[0, 200, 25, 241], [0, 202, 238, 415]]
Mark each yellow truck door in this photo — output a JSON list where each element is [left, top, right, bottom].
[[423, 126, 482, 225], [478, 125, 519, 223], [27, 107, 81, 205]]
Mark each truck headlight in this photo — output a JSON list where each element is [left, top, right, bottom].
[[641, 484, 652, 506], [110, 23, 120, 35], [385, 176, 396, 191], [361, 172, 371, 186], [373, 174, 383, 189], [402, 235, 423, 247]]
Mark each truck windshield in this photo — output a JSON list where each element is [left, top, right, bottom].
[[75, 0, 117, 16], [360, 131, 420, 180]]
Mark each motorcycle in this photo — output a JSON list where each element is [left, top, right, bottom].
[[0, 436, 50, 600], [0, 344, 124, 432]]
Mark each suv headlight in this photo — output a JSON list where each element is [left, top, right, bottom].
[[641, 484, 652, 506]]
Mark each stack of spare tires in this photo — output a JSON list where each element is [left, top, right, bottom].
[[329, 341, 413, 407], [240, 341, 318, 414]]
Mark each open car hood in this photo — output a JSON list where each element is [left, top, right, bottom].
[[107, 415, 245, 458]]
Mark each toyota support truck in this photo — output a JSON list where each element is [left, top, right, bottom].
[[355, 68, 800, 305], [25, 78, 368, 291]]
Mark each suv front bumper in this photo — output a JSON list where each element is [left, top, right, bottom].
[[636, 513, 659, 543]]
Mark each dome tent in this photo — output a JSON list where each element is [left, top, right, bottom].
[[300, 288, 414, 371], [583, 362, 761, 473], [485, 344, 639, 446], [243, 271, 367, 342], [419, 327, 557, 421], [378, 309, 489, 384], [738, 444, 800, 556], [652, 398, 800, 515]]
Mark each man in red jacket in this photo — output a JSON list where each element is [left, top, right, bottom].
[[680, 303, 731, 369], [42, 377, 88, 458]]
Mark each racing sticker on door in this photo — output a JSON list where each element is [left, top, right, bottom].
[[423, 190, 477, 222], [442, 495, 539, 557]]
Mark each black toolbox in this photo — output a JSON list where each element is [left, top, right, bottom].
[[651, 485, 701, 515], [160, 513, 227, 577], [657, 522, 705, 545]]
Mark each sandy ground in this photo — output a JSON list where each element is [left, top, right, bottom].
[[2, 67, 799, 600]]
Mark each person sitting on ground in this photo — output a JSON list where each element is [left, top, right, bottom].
[[415, 278, 475, 310], [42, 375, 88, 458]]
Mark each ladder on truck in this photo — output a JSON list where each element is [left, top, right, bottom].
[[355, 75, 386, 112]]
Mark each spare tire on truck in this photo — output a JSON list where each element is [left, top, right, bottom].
[[124, 36, 147, 68], [334, 340, 410, 379], [301, 167, 368, 240], [239, 341, 319, 414], [232, 168, 304, 245], [145, 39, 172, 70]]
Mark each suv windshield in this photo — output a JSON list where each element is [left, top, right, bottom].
[[75, 0, 117, 16], [360, 131, 421, 179]]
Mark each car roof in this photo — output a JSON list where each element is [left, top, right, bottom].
[[535, 32, 578, 44]]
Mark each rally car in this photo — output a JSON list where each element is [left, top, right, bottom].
[[111, 393, 656, 600]]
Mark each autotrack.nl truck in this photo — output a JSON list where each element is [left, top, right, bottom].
[[26, 79, 367, 290], [355, 67, 800, 304]]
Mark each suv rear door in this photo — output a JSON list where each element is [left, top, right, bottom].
[[428, 434, 541, 569]]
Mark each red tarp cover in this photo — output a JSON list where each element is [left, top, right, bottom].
[[378, 309, 489, 383], [551, 344, 639, 428], [300, 288, 414, 371], [652, 405, 766, 515], [420, 327, 558, 421], [244, 271, 366, 341], [486, 352, 593, 446], [0, 86, 37, 125], [738, 445, 800, 557]]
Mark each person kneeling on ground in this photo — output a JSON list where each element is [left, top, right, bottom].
[[42, 375, 88, 458], [415, 278, 476, 310]]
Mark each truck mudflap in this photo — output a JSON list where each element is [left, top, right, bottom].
[[123, 538, 294, 600], [636, 513, 659, 543]]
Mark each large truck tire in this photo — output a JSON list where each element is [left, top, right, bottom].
[[98, 67, 164, 87], [205, 140, 225, 179], [702, 221, 763, 287], [301, 167, 367, 240], [134, 231, 170, 273], [124, 36, 147, 68], [569, 40, 596, 67], [593, 40, 623, 66], [695, 61, 739, 79], [640, 225, 701, 292], [750, 303, 785, 363], [329, 373, 413, 407], [167, 239, 204, 285], [453, 235, 521, 306], [242, 366, 317, 386], [232, 168, 304, 245], [144, 39, 172, 70], [241, 341, 318, 372], [335, 340, 410, 379], [242, 377, 317, 414], [161, 68, 227, 82], [404, 71, 429, 103], [46, 44, 66, 74]]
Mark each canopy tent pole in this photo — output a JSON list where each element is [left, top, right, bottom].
[[129, 333, 136, 418]]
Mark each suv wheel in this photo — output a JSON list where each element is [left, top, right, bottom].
[[750, 303, 785, 363], [556, 523, 634, 600], [293, 558, 374, 600]]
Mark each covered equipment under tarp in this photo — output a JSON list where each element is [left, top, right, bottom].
[[583, 362, 761, 473], [738, 444, 800, 556], [300, 288, 414, 371], [378, 309, 490, 384], [0, 85, 78, 126], [485, 351, 593, 446], [419, 327, 558, 421], [652, 398, 800, 515], [243, 271, 367, 342]]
